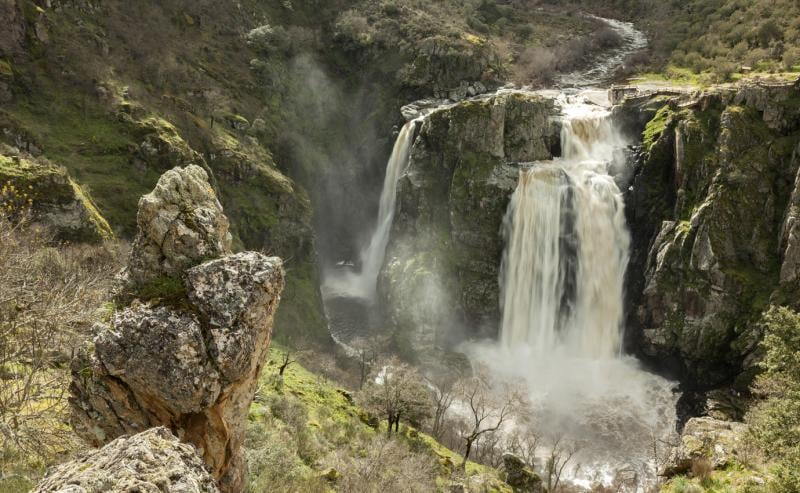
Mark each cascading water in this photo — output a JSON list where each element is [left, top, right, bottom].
[[469, 93, 678, 490], [499, 102, 630, 359], [323, 120, 417, 301]]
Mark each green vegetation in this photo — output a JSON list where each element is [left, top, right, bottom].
[[247, 346, 510, 493], [747, 307, 800, 493]]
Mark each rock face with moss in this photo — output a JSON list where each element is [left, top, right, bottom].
[[382, 92, 558, 352], [0, 146, 113, 242], [69, 166, 284, 492], [33, 427, 219, 493], [624, 80, 800, 388]]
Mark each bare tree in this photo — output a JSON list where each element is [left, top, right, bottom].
[[424, 372, 458, 441], [507, 425, 542, 469], [358, 358, 432, 435], [0, 216, 122, 476], [350, 335, 387, 390], [544, 435, 581, 492], [457, 371, 520, 468]]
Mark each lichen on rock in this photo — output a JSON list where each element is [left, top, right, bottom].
[[124, 164, 233, 290], [33, 427, 220, 493], [624, 80, 800, 388], [383, 91, 558, 351]]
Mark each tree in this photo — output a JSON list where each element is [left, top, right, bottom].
[[424, 372, 458, 441], [0, 216, 121, 480], [351, 335, 388, 390], [543, 435, 580, 492], [746, 306, 800, 492], [457, 370, 520, 468], [358, 358, 432, 435]]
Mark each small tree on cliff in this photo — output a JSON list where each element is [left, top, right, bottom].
[[457, 369, 521, 468], [358, 358, 432, 434]]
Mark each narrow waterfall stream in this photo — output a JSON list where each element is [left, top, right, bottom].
[[469, 94, 678, 489], [321, 120, 418, 349]]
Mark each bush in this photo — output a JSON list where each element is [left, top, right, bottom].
[[0, 217, 122, 485]]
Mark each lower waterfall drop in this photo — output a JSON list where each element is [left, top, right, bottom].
[[471, 93, 678, 490]]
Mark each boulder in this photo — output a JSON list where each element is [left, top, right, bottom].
[[70, 166, 284, 492], [124, 165, 232, 289], [33, 427, 219, 493], [0, 147, 113, 242], [661, 417, 748, 477]]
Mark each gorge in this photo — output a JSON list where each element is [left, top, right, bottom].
[[3, 1, 800, 491]]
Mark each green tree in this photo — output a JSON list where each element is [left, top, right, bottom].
[[747, 307, 800, 493]]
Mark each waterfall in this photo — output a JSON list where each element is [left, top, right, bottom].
[[465, 95, 678, 488], [323, 120, 417, 300], [499, 100, 630, 358]]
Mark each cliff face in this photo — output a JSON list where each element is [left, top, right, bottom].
[[623, 80, 800, 388], [70, 166, 285, 492], [382, 92, 559, 352]]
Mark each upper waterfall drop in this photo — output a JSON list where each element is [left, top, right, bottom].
[[323, 119, 418, 300], [499, 98, 630, 359]]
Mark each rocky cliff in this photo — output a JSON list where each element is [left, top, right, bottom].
[[69, 165, 285, 492], [382, 92, 559, 353], [623, 79, 800, 388]]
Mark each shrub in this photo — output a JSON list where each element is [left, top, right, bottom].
[[0, 217, 122, 485]]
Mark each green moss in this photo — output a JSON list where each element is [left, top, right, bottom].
[[134, 276, 187, 303], [0, 59, 13, 79], [643, 105, 675, 152]]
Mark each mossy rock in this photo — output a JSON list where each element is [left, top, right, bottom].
[[0, 151, 113, 243]]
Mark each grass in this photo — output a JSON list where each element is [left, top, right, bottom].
[[250, 346, 511, 492]]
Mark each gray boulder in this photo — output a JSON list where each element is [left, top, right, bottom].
[[33, 427, 219, 493], [125, 165, 232, 289]]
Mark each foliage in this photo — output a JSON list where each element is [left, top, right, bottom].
[[746, 307, 800, 493], [248, 346, 509, 492]]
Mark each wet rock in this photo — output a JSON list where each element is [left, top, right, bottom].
[[70, 166, 284, 492], [125, 165, 232, 289], [661, 417, 748, 477], [383, 91, 558, 350], [33, 427, 219, 493]]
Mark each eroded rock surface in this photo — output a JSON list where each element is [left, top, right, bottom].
[[33, 427, 219, 493], [125, 165, 233, 289], [623, 79, 800, 387], [69, 166, 284, 492]]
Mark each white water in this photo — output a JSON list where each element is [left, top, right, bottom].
[[322, 120, 417, 300], [468, 93, 678, 490]]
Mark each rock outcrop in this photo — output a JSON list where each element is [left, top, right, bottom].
[[69, 165, 284, 492], [124, 165, 232, 289], [383, 92, 558, 352], [661, 417, 749, 478], [33, 427, 219, 493], [623, 79, 800, 388], [0, 146, 113, 242]]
